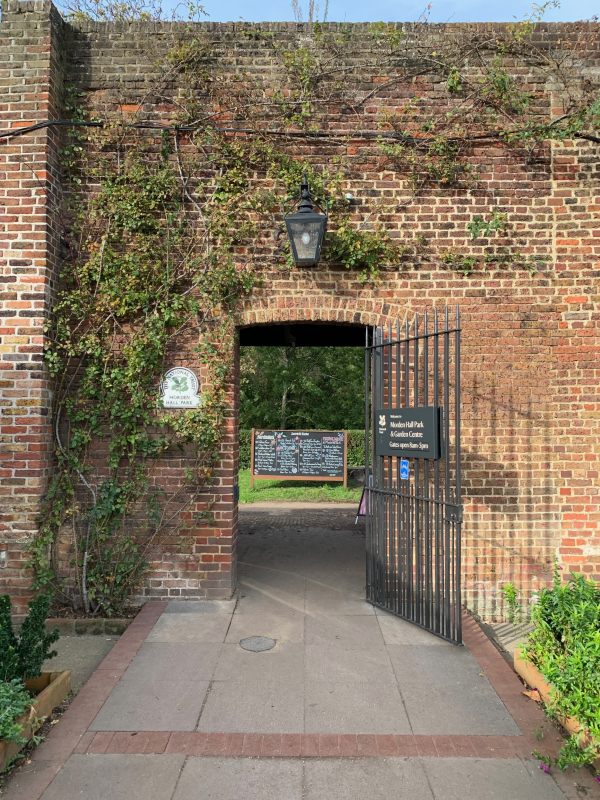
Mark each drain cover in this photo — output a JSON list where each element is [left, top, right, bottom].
[[239, 636, 276, 652]]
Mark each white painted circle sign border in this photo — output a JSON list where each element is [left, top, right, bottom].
[[160, 367, 201, 408]]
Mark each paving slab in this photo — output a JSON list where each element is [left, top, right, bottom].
[[89, 675, 209, 731], [305, 613, 384, 650], [239, 563, 307, 593], [122, 642, 222, 682], [305, 679, 412, 734], [304, 758, 434, 800], [422, 757, 566, 800], [40, 754, 185, 800], [197, 677, 305, 733], [387, 644, 520, 735], [304, 573, 365, 595], [6, 508, 570, 800], [236, 582, 306, 615], [212, 641, 304, 683], [225, 607, 305, 643], [305, 585, 375, 616], [43, 635, 119, 692], [164, 600, 237, 614], [305, 643, 395, 684], [173, 756, 303, 800], [147, 611, 233, 643], [376, 611, 454, 646]]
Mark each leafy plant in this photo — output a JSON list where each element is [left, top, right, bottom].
[[501, 582, 522, 623], [480, 63, 531, 115], [521, 571, 600, 769], [239, 347, 365, 431], [378, 135, 471, 192], [325, 222, 400, 282], [446, 67, 463, 94], [467, 212, 508, 241], [0, 598, 20, 685], [0, 680, 32, 744], [0, 595, 59, 682], [440, 251, 478, 277]]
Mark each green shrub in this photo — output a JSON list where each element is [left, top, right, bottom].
[[0, 679, 32, 744], [0, 597, 20, 683], [501, 582, 522, 623], [346, 430, 370, 468], [0, 595, 59, 683], [239, 429, 366, 470], [522, 571, 600, 769], [239, 429, 251, 469]]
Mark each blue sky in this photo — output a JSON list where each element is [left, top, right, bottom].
[[195, 0, 598, 23]]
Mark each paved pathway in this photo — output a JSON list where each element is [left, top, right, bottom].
[[5, 508, 597, 799]]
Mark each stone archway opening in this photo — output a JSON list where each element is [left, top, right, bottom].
[[234, 320, 370, 618]]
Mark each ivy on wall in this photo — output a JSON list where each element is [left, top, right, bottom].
[[36, 134, 254, 614]]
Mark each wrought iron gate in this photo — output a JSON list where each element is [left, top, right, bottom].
[[365, 307, 462, 644]]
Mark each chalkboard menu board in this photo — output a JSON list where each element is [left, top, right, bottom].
[[250, 430, 347, 487]]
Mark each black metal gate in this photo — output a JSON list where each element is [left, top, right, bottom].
[[365, 307, 462, 644]]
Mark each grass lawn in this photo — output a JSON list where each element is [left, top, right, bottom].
[[238, 468, 362, 504]]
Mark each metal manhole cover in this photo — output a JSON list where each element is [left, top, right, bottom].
[[239, 636, 276, 652]]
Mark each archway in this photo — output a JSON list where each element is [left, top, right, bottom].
[[234, 316, 373, 614], [233, 300, 462, 643]]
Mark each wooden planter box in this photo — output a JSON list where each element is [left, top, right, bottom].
[[0, 671, 71, 772], [514, 652, 598, 764]]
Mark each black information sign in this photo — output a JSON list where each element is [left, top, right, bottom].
[[251, 430, 346, 483], [375, 407, 442, 459]]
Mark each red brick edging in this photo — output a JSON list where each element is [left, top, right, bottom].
[[461, 612, 562, 754], [77, 730, 530, 758]]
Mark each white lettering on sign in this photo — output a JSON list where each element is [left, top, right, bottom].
[[160, 367, 201, 408], [375, 407, 442, 459]]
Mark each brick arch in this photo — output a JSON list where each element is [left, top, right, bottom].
[[237, 296, 413, 330]]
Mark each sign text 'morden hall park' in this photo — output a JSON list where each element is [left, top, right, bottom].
[[376, 407, 443, 460]]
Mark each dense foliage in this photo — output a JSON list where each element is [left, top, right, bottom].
[[240, 346, 364, 430], [523, 572, 600, 769], [0, 595, 59, 683], [0, 680, 32, 745]]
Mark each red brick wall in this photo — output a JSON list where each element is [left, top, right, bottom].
[[0, 6, 598, 618], [0, 1, 65, 609]]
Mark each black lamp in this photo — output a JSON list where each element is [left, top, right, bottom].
[[285, 175, 327, 266]]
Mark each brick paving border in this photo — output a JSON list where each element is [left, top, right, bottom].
[[78, 731, 530, 758], [5, 604, 599, 800]]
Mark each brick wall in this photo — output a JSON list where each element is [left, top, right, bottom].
[[0, 1, 65, 608], [0, 4, 598, 617]]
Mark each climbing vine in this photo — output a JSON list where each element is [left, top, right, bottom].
[[36, 132, 254, 614], [32, 0, 598, 613]]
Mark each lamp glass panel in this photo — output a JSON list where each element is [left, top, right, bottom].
[[287, 219, 323, 262]]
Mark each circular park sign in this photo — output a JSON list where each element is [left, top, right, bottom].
[[160, 367, 201, 408]]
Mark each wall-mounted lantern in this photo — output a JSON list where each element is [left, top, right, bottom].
[[284, 175, 327, 267]]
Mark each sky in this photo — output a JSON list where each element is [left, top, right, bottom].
[[194, 0, 599, 23]]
